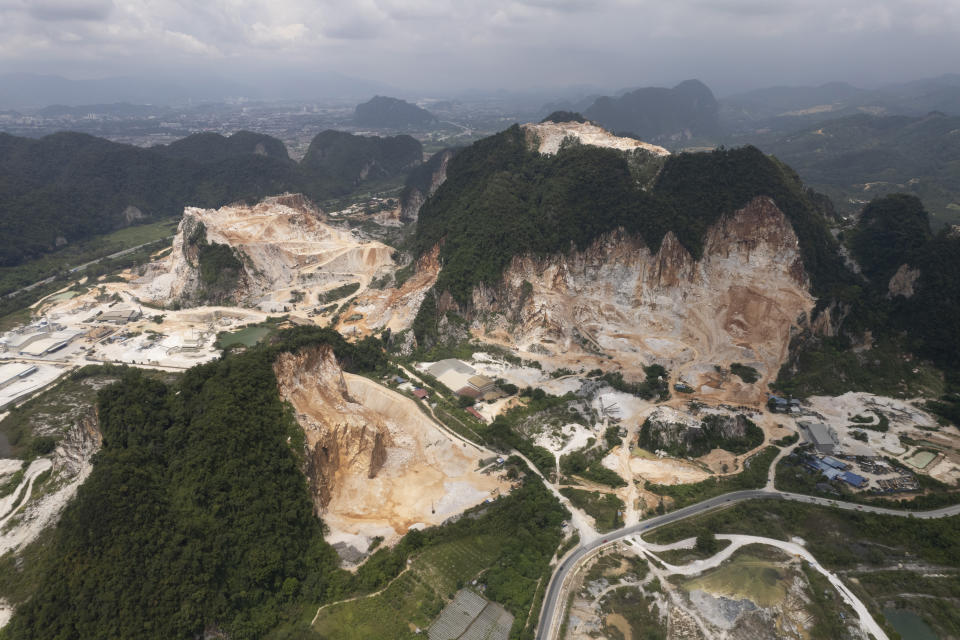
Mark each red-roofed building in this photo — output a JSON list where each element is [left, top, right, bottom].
[[465, 406, 486, 422], [412, 388, 429, 400]]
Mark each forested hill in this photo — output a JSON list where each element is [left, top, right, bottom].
[[0, 129, 422, 267], [584, 79, 720, 143], [300, 129, 422, 195], [154, 130, 291, 163], [2, 327, 567, 639], [413, 123, 850, 306], [849, 194, 960, 372], [353, 95, 437, 128]]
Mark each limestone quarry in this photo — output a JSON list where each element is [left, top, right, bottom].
[[274, 346, 508, 561], [473, 196, 815, 404], [138, 193, 395, 309], [336, 245, 441, 337], [522, 121, 670, 156]]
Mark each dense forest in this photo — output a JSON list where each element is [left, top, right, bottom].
[[855, 195, 960, 372], [2, 327, 566, 639], [413, 125, 850, 308], [0, 129, 422, 267]]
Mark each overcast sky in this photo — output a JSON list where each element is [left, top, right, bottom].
[[1, 0, 959, 95]]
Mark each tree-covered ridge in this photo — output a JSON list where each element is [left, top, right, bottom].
[[653, 146, 853, 295], [2, 327, 382, 639], [849, 193, 932, 286], [540, 111, 588, 123], [414, 125, 849, 305], [2, 327, 567, 639], [155, 130, 291, 163], [0, 129, 422, 267], [300, 128, 422, 195], [854, 196, 960, 372]]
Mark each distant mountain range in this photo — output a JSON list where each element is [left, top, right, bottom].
[[744, 112, 960, 224], [722, 74, 960, 133]]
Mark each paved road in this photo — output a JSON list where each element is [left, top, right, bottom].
[[536, 488, 960, 640]]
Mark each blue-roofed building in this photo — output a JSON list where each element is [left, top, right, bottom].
[[822, 467, 843, 480], [840, 471, 867, 488], [822, 456, 848, 470]]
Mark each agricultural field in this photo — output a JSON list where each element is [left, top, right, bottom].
[[311, 535, 501, 639]]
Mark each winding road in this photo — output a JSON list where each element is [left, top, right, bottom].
[[535, 488, 960, 640]]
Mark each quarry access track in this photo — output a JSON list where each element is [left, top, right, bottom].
[[536, 488, 960, 640]]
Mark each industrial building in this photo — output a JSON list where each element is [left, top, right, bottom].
[[804, 457, 868, 488], [768, 395, 802, 413], [98, 306, 142, 325], [0, 363, 38, 390], [17, 329, 82, 357], [799, 421, 838, 454]]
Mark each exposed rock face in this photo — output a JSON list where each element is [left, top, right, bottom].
[[274, 346, 391, 512], [274, 345, 506, 551], [521, 120, 670, 156], [138, 193, 394, 306], [639, 407, 760, 457], [337, 244, 442, 336], [888, 263, 920, 298], [472, 196, 814, 397], [400, 149, 455, 222]]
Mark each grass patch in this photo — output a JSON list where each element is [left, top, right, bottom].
[[0, 463, 26, 498], [647, 446, 778, 509], [0, 218, 177, 297], [318, 282, 361, 304], [559, 488, 624, 533], [682, 546, 790, 607], [598, 585, 666, 640]]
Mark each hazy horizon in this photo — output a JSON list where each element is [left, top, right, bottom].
[[1, 0, 958, 100]]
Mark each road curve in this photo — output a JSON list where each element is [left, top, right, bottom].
[[536, 488, 960, 640]]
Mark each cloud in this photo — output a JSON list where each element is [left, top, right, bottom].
[[27, 0, 113, 21], [248, 21, 309, 47], [0, 0, 957, 94]]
